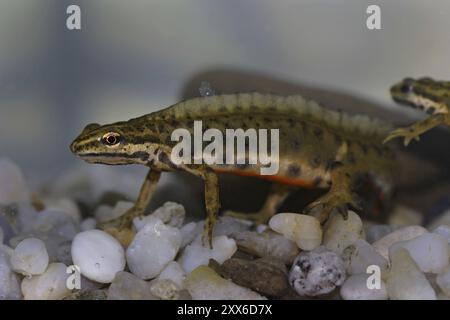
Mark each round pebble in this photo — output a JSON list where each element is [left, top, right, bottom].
[[340, 274, 388, 300], [127, 218, 181, 279], [372, 225, 427, 260], [386, 248, 436, 300], [269, 213, 322, 250], [322, 211, 364, 255], [21, 263, 71, 300], [71, 230, 126, 283], [11, 238, 49, 276], [288, 246, 346, 296], [389, 233, 450, 274], [178, 236, 237, 273]]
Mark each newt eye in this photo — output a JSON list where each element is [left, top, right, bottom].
[[102, 132, 121, 146], [400, 83, 413, 94]]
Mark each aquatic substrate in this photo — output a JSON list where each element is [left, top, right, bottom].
[[0, 157, 449, 300]]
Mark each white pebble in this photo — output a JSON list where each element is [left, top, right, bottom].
[[342, 239, 388, 275], [80, 218, 97, 231], [340, 274, 388, 300], [21, 263, 71, 300], [372, 225, 427, 261], [0, 158, 30, 205], [127, 218, 181, 279], [436, 266, 450, 297], [0, 245, 21, 299], [389, 233, 450, 274], [178, 236, 237, 273], [107, 271, 156, 300], [179, 222, 198, 248], [150, 279, 181, 300], [43, 197, 81, 223], [11, 238, 49, 276], [157, 261, 185, 288], [269, 213, 322, 251], [322, 211, 364, 255], [71, 230, 125, 283], [184, 265, 266, 300], [386, 248, 436, 300], [213, 216, 252, 237], [231, 230, 299, 265], [149, 201, 185, 228], [289, 246, 346, 296]]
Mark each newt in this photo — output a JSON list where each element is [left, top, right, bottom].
[[70, 93, 395, 247], [384, 77, 450, 146]]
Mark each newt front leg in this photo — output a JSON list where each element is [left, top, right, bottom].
[[383, 113, 450, 146], [101, 169, 161, 246]]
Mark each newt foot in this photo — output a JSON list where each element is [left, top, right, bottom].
[[383, 126, 421, 146]]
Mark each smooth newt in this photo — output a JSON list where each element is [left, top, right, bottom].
[[384, 77, 450, 146], [70, 93, 395, 247]]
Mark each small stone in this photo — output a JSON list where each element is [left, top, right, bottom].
[[156, 261, 185, 288], [342, 239, 388, 275], [150, 279, 181, 300], [178, 236, 237, 273], [127, 218, 181, 279], [213, 216, 252, 237], [65, 289, 108, 300], [436, 266, 450, 297], [107, 271, 157, 300], [289, 246, 346, 296], [21, 263, 71, 300], [0, 245, 21, 299], [269, 213, 322, 251], [43, 197, 81, 224], [389, 233, 450, 274], [388, 205, 423, 226], [179, 222, 198, 248], [80, 218, 97, 231], [11, 238, 49, 276], [432, 225, 450, 244], [231, 230, 299, 265], [340, 274, 388, 300], [386, 248, 436, 300], [184, 265, 266, 300], [95, 201, 133, 224], [0, 158, 30, 205], [322, 211, 364, 255], [145, 201, 185, 228], [211, 258, 289, 297], [427, 209, 450, 230], [372, 225, 427, 261], [71, 230, 126, 283], [365, 224, 400, 243]]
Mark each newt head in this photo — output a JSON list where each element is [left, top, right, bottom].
[[70, 120, 157, 165], [390, 77, 449, 114]]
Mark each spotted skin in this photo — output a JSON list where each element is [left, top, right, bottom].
[[384, 77, 450, 146], [70, 93, 395, 247]]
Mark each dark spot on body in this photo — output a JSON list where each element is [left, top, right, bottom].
[[310, 156, 321, 168], [313, 127, 323, 138], [291, 140, 301, 150], [288, 164, 301, 177]]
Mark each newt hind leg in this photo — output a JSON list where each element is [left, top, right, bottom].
[[224, 183, 292, 225], [304, 163, 362, 224]]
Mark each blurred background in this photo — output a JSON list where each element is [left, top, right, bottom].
[[0, 0, 449, 193]]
